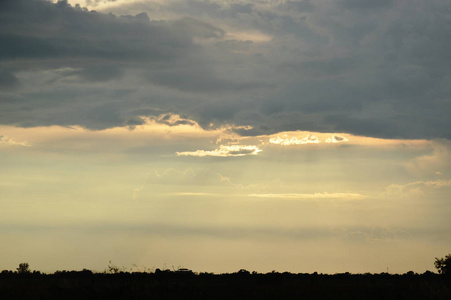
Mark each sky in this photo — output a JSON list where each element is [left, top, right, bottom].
[[0, 0, 450, 274]]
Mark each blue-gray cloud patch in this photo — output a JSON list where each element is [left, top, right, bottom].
[[0, 69, 20, 89], [1, 0, 451, 139]]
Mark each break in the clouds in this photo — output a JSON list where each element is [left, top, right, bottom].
[[268, 133, 349, 146], [177, 145, 262, 157], [270, 134, 320, 145], [1, 0, 451, 139], [0, 134, 31, 147]]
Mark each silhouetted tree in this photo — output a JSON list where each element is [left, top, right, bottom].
[[16, 263, 30, 274], [435, 254, 451, 275]]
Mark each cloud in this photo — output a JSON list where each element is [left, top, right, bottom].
[[0, 0, 234, 92], [248, 192, 366, 200], [385, 179, 451, 197], [0, 69, 20, 89], [0, 221, 342, 241], [269, 134, 320, 145], [338, 0, 394, 10], [0, 122, 432, 157], [154, 113, 201, 127], [0, 134, 31, 147], [69, 66, 124, 82], [264, 131, 433, 150], [176, 145, 262, 157], [225, 30, 272, 43], [1, 3, 182, 62], [132, 168, 235, 199], [173, 192, 219, 197], [333, 226, 411, 243], [0, 115, 223, 153], [404, 140, 451, 175], [268, 133, 349, 145], [1, 0, 451, 139], [171, 17, 225, 39], [325, 135, 349, 143], [149, 168, 234, 186]]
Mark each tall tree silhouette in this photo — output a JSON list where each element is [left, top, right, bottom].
[[434, 254, 451, 275], [16, 263, 30, 274]]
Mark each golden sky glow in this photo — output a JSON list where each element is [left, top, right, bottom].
[[1, 0, 451, 275], [1, 115, 450, 275]]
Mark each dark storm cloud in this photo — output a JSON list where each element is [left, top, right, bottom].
[[1, 0, 451, 139], [69, 66, 124, 82], [171, 17, 225, 39], [146, 66, 265, 93], [0, 0, 255, 128], [0, 0, 192, 63], [283, 56, 358, 78], [281, 1, 315, 12], [0, 69, 20, 89], [338, 0, 394, 10]]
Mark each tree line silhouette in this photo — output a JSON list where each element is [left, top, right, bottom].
[[1, 254, 450, 299]]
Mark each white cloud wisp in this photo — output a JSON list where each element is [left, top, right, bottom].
[[177, 145, 262, 157]]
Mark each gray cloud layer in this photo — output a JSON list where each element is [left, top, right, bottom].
[[1, 0, 451, 139]]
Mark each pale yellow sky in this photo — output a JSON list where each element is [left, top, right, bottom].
[[1, 119, 450, 273], [2, 0, 451, 274]]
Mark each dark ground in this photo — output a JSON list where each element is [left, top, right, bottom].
[[1, 270, 450, 300]]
